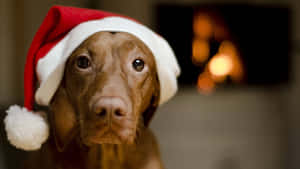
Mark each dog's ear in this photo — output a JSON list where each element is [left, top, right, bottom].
[[143, 75, 160, 127], [49, 85, 78, 152]]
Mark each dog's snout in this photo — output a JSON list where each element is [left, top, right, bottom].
[[93, 97, 128, 119]]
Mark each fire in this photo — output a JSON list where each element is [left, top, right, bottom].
[[197, 72, 215, 94], [193, 14, 213, 39], [208, 54, 233, 77], [219, 41, 244, 82], [192, 38, 210, 64], [192, 11, 244, 94]]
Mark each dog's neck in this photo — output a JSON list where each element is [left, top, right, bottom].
[[47, 131, 141, 169], [76, 143, 125, 169]]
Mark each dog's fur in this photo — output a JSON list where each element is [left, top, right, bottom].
[[24, 32, 164, 169]]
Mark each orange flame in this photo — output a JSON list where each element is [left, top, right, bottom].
[[219, 41, 244, 82], [208, 54, 233, 77], [192, 38, 210, 64], [193, 14, 213, 39], [197, 72, 215, 94]]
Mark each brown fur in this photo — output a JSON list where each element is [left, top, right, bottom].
[[24, 32, 163, 169]]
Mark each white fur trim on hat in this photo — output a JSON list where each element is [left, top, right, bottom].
[[35, 16, 180, 107], [4, 105, 49, 151]]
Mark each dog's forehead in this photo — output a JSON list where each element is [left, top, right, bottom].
[[85, 31, 142, 47], [82, 31, 154, 59]]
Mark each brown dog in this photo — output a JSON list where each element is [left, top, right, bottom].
[[24, 32, 163, 169]]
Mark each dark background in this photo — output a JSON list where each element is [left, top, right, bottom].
[[156, 4, 290, 85]]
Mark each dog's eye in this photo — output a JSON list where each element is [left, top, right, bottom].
[[132, 59, 144, 72], [76, 56, 91, 69]]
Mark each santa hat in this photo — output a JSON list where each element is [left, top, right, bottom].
[[4, 5, 180, 151]]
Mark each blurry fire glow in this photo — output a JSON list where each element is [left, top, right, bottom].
[[219, 41, 244, 82], [214, 25, 229, 41], [219, 41, 237, 57], [192, 38, 210, 64], [209, 54, 233, 77], [193, 13, 213, 39], [197, 72, 215, 94], [193, 11, 244, 93]]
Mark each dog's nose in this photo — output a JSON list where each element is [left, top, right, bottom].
[[93, 97, 127, 119]]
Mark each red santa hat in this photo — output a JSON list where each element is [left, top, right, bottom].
[[4, 6, 180, 151]]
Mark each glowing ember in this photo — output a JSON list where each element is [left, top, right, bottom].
[[192, 38, 210, 64], [219, 41, 244, 82], [208, 55, 233, 77], [197, 72, 215, 94], [193, 14, 213, 39], [219, 41, 237, 57]]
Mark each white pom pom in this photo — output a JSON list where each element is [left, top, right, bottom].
[[4, 105, 49, 151]]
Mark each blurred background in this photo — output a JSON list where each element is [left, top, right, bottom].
[[0, 0, 299, 169]]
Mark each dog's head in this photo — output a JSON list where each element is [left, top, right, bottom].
[[49, 32, 160, 151]]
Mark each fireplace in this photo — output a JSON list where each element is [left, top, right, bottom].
[[156, 4, 291, 93]]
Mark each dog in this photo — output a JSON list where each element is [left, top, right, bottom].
[[23, 31, 164, 169]]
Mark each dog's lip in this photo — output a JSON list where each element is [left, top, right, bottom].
[[83, 125, 136, 145], [86, 129, 122, 144], [82, 116, 137, 145], [89, 138, 121, 144]]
